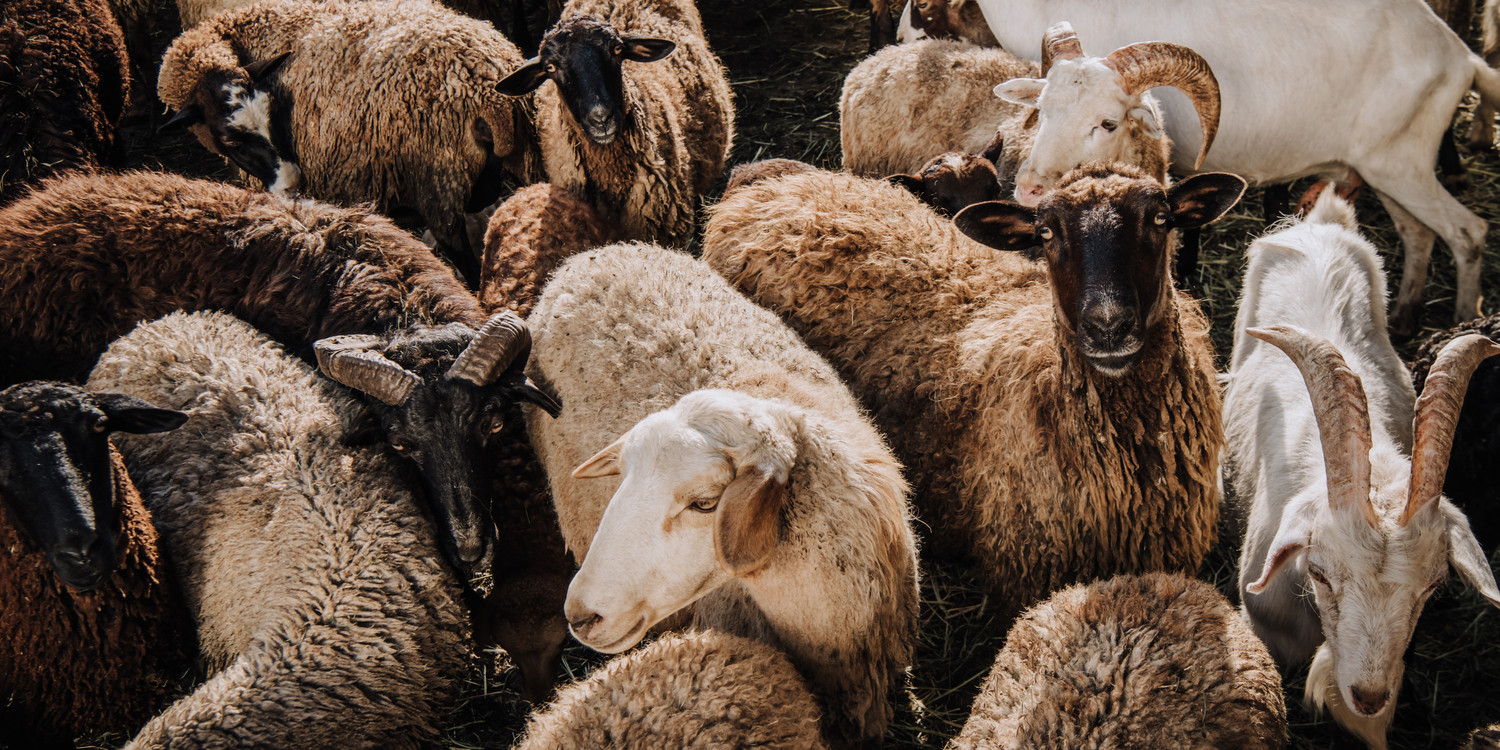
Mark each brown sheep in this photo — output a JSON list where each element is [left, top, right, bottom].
[[724, 157, 819, 194], [886, 146, 1004, 217], [701, 163, 1242, 613], [479, 182, 615, 319], [902, 0, 997, 45]]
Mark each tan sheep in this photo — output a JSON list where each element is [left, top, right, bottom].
[[526, 242, 919, 749], [950, 573, 1287, 749], [516, 630, 827, 750], [479, 182, 615, 319], [701, 164, 1241, 615]]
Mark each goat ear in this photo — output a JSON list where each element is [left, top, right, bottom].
[[1446, 506, 1500, 608], [572, 436, 625, 479], [621, 37, 675, 63], [1247, 497, 1316, 593], [1168, 172, 1246, 229], [953, 201, 1037, 252], [1128, 104, 1162, 138], [96, 394, 189, 434], [994, 78, 1045, 107], [497, 60, 550, 97], [244, 51, 291, 83], [158, 104, 204, 133], [714, 465, 787, 576], [887, 173, 925, 198]]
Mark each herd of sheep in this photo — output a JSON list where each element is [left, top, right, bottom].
[[5, 0, 1500, 747]]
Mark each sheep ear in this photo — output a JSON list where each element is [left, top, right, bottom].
[[572, 436, 625, 479], [714, 465, 786, 576], [978, 132, 1005, 166], [158, 105, 204, 133], [244, 51, 291, 83], [96, 394, 189, 434], [621, 37, 675, 63], [1168, 172, 1246, 229], [887, 173, 925, 198], [1446, 505, 1500, 608], [953, 201, 1037, 252], [497, 60, 550, 96], [994, 78, 1045, 107]]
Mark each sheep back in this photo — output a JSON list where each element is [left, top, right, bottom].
[[951, 573, 1286, 749], [480, 182, 614, 319]]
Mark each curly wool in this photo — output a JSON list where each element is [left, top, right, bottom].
[[0, 0, 129, 204], [0, 170, 484, 385], [951, 573, 1286, 750], [159, 0, 541, 238], [90, 311, 469, 749], [518, 630, 826, 750], [0, 447, 195, 745], [480, 183, 615, 319], [702, 168, 1221, 613], [533, 0, 734, 245]]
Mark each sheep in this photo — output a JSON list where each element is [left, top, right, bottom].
[[494, 0, 735, 247], [724, 157, 818, 194], [1225, 192, 1500, 749], [88, 311, 471, 749], [886, 147, 1004, 217], [0, 170, 561, 579], [515, 630, 827, 750], [1470, 724, 1500, 750], [0, 0, 130, 204], [950, 573, 1287, 749], [896, 0, 997, 46], [479, 182, 615, 319], [701, 163, 1242, 613], [0, 382, 195, 747], [526, 242, 920, 749], [157, 0, 543, 282], [177, 0, 531, 34]]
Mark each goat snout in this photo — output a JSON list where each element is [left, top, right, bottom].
[[1348, 685, 1390, 715], [1015, 179, 1047, 207]]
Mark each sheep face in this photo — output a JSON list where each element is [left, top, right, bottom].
[[954, 165, 1244, 376], [564, 390, 794, 654], [162, 53, 301, 196], [0, 382, 185, 590], [888, 150, 1003, 217], [496, 17, 675, 145]]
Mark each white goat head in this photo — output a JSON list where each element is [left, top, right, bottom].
[[995, 22, 1220, 206], [1245, 326, 1500, 722], [562, 389, 798, 653]]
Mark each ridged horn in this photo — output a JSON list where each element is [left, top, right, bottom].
[[314, 335, 421, 406], [447, 312, 532, 387], [1404, 334, 1500, 525], [1040, 21, 1084, 76], [1248, 325, 1376, 526], [1103, 41, 1220, 170]]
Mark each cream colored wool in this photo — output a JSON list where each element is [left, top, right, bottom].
[[517, 630, 827, 750], [526, 243, 918, 749], [158, 0, 541, 235], [951, 573, 1286, 749], [532, 0, 734, 246], [701, 168, 1222, 615], [89, 311, 469, 750]]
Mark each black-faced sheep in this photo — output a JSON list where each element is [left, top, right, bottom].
[[495, 0, 735, 246], [516, 630, 827, 750], [157, 0, 542, 281], [950, 573, 1287, 749], [0, 382, 195, 747], [0, 0, 130, 204], [0, 170, 560, 579], [701, 163, 1242, 614], [527, 242, 920, 749], [90, 311, 471, 749]]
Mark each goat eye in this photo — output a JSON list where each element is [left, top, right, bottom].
[[1038, 227, 1054, 240], [1101, 119, 1118, 132], [688, 495, 719, 513], [1308, 566, 1329, 587], [1153, 212, 1168, 226]]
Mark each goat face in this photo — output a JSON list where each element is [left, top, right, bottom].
[[0, 383, 185, 591], [496, 17, 675, 146], [954, 165, 1244, 376], [564, 390, 795, 654], [162, 53, 301, 196]]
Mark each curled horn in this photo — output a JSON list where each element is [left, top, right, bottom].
[[315, 335, 421, 406], [1103, 41, 1220, 170], [447, 312, 531, 386], [1040, 21, 1084, 76], [1404, 334, 1500, 525], [1248, 326, 1377, 526]]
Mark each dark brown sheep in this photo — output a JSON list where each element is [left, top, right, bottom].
[[887, 146, 1004, 217], [0, 0, 130, 204]]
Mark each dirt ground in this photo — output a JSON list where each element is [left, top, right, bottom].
[[81, 0, 1500, 747]]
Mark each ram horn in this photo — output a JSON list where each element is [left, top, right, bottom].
[[1404, 334, 1500, 525], [446, 313, 563, 417], [1103, 41, 1220, 170], [1247, 325, 1377, 526], [314, 334, 421, 406], [1040, 21, 1084, 76]]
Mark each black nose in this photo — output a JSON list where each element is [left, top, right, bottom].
[[52, 534, 110, 589], [1081, 303, 1135, 345]]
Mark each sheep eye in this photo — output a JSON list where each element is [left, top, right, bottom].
[[391, 442, 407, 452], [1101, 119, 1118, 132], [92, 416, 108, 433], [688, 495, 719, 513], [1038, 226, 1054, 241], [1153, 212, 1168, 226], [483, 412, 504, 435], [1308, 565, 1329, 587], [613, 45, 624, 55], [546, 63, 557, 73]]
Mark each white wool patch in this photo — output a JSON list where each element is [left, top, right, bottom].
[[224, 84, 273, 140], [269, 161, 301, 197]]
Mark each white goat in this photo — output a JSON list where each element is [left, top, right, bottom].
[[1225, 193, 1500, 749], [974, 0, 1500, 330]]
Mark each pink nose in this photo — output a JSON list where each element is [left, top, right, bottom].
[[1016, 180, 1047, 205], [1349, 685, 1390, 715]]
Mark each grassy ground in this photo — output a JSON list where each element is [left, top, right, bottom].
[[101, 0, 1500, 747]]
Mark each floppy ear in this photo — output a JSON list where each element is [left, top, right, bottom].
[[994, 78, 1045, 107], [714, 464, 787, 576], [1446, 504, 1500, 608], [887, 173, 925, 198], [1168, 172, 1246, 229], [621, 36, 675, 63], [497, 60, 550, 96], [572, 436, 625, 479], [1246, 496, 1316, 593], [158, 104, 204, 133], [96, 394, 189, 434], [953, 201, 1038, 252], [243, 51, 291, 83]]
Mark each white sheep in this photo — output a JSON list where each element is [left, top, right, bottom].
[[1226, 192, 1500, 749], [525, 242, 920, 750]]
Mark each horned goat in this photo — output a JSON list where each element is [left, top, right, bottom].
[[527, 242, 919, 749], [1226, 192, 1500, 750]]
